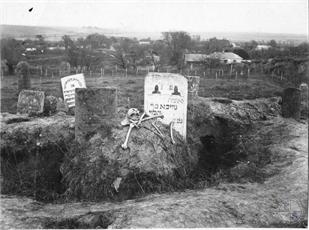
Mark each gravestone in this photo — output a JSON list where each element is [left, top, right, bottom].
[[186, 76, 200, 99], [282, 87, 301, 120], [61, 74, 86, 108], [17, 90, 45, 115], [16, 61, 31, 92], [144, 72, 188, 139], [75, 87, 117, 144]]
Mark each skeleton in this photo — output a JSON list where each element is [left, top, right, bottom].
[[121, 108, 164, 149]]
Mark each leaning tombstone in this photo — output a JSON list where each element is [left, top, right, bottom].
[[144, 72, 188, 139], [17, 90, 45, 115], [16, 61, 31, 92], [61, 73, 86, 108], [186, 75, 200, 99], [282, 87, 301, 120], [75, 87, 117, 144]]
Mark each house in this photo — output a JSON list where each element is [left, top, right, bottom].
[[184, 52, 243, 66], [255, 45, 271, 50], [184, 54, 209, 64], [139, 38, 151, 45], [208, 52, 243, 64], [25, 47, 37, 52]]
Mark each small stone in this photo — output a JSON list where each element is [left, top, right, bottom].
[[17, 90, 45, 115]]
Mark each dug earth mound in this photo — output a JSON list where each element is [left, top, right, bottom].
[[1, 97, 307, 228]]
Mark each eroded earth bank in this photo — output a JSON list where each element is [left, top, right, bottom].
[[1, 97, 308, 228]]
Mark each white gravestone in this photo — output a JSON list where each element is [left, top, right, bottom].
[[61, 74, 86, 108], [144, 73, 188, 139]]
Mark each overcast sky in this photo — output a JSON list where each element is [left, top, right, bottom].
[[0, 0, 308, 34]]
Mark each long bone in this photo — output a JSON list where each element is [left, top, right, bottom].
[[121, 123, 135, 149]]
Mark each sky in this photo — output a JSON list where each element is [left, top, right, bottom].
[[0, 0, 308, 35]]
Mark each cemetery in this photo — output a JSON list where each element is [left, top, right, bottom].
[[0, 66, 308, 228]]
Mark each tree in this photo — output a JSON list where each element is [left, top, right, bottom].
[[0, 38, 24, 74], [62, 35, 75, 51], [201, 37, 231, 53], [162, 31, 192, 69], [232, 48, 250, 60], [268, 40, 277, 48], [85, 33, 112, 49]]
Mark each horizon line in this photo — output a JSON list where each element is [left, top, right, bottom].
[[1, 23, 307, 37]]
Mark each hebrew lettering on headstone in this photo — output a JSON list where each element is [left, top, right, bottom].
[[144, 73, 188, 139], [17, 90, 45, 115], [61, 74, 86, 108]]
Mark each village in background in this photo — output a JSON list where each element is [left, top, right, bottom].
[[1, 24, 308, 88]]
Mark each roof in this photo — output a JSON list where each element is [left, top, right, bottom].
[[185, 52, 243, 63], [184, 54, 209, 62], [208, 52, 243, 61]]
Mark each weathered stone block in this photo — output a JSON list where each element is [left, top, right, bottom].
[[282, 88, 301, 120], [17, 90, 45, 115], [75, 87, 117, 144], [16, 61, 31, 92]]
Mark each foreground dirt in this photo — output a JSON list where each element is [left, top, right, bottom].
[[1, 116, 307, 228]]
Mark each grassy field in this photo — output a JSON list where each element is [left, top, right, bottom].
[[0, 73, 287, 114]]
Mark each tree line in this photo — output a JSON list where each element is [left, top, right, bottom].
[[1, 31, 308, 75]]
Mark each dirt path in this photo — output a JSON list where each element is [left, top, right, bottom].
[[1, 116, 307, 228]]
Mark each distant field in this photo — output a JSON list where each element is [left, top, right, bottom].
[[0, 73, 286, 114], [1, 24, 307, 43]]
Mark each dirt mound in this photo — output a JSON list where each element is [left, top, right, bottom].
[[1, 96, 307, 228], [61, 118, 199, 201], [0, 117, 307, 228], [0, 113, 74, 200]]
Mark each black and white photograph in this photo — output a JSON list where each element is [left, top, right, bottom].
[[0, 0, 308, 228]]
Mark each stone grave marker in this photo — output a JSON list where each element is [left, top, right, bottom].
[[16, 61, 31, 92], [61, 74, 86, 108], [282, 87, 301, 120], [186, 75, 200, 99], [75, 87, 117, 144], [17, 90, 45, 115], [144, 72, 188, 139]]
